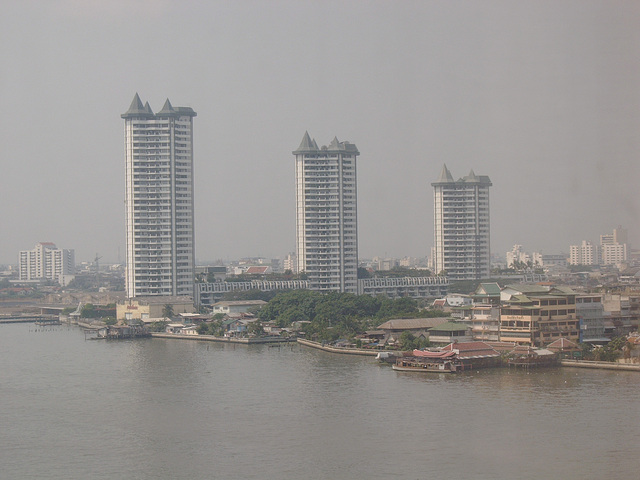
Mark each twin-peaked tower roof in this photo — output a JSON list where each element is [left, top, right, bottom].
[[122, 93, 196, 298], [433, 164, 492, 186], [293, 131, 359, 155], [294, 131, 359, 294], [121, 93, 196, 119]]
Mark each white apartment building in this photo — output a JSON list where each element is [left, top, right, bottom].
[[294, 132, 359, 293], [283, 253, 297, 274], [122, 94, 196, 298], [432, 165, 492, 281], [506, 244, 530, 268], [570, 226, 629, 266], [569, 240, 601, 266], [19, 242, 75, 284], [601, 242, 628, 266], [601, 225, 628, 246], [532, 252, 567, 268]]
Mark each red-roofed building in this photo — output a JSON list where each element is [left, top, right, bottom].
[[245, 266, 271, 275], [546, 337, 580, 358], [441, 341, 501, 368]]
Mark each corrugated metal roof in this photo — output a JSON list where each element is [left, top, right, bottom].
[[377, 318, 450, 330]]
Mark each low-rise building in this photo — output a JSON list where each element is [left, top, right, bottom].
[[428, 321, 473, 345], [212, 300, 267, 316], [376, 317, 450, 345], [116, 296, 195, 322], [471, 304, 500, 341], [471, 283, 501, 306]]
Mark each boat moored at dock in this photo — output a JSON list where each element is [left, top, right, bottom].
[[392, 349, 462, 373]]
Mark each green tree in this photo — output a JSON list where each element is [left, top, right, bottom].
[[247, 321, 265, 336], [150, 319, 168, 332], [80, 303, 96, 318], [162, 304, 175, 319], [357, 267, 372, 279], [399, 331, 417, 350], [197, 323, 211, 335]]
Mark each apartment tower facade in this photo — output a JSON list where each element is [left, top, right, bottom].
[[19, 242, 75, 284], [294, 132, 359, 293], [122, 94, 196, 298], [432, 165, 492, 281]]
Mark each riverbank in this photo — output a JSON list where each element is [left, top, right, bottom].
[[296, 338, 379, 356], [151, 332, 296, 344], [560, 359, 640, 371]]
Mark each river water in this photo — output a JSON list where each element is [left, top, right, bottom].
[[1, 323, 638, 480]]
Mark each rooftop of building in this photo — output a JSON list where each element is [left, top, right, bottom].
[[377, 317, 450, 330], [441, 341, 500, 358], [473, 282, 502, 296], [293, 131, 359, 155], [212, 300, 267, 307], [122, 93, 196, 119], [429, 321, 469, 332], [432, 164, 492, 186]]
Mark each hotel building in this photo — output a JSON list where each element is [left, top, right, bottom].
[[432, 165, 492, 281], [293, 132, 359, 293], [122, 94, 196, 298]]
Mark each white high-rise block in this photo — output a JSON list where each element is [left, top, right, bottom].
[[294, 133, 359, 293], [122, 94, 196, 298], [433, 165, 492, 281]]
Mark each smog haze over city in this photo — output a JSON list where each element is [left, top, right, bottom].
[[1, 1, 639, 265]]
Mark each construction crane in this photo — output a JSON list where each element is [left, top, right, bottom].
[[94, 253, 103, 273]]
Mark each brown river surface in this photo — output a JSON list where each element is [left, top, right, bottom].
[[1, 323, 638, 479]]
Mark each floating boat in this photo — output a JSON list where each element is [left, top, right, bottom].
[[391, 349, 462, 373]]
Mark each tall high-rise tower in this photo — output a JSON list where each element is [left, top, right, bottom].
[[294, 132, 359, 293], [122, 94, 196, 298], [432, 165, 491, 281]]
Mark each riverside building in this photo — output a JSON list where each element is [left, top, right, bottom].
[[293, 132, 359, 293], [122, 94, 196, 298], [432, 165, 492, 281], [499, 284, 579, 346]]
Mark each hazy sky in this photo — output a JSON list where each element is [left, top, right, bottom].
[[1, 1, 639, 265]]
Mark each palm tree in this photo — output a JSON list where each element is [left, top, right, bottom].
[[162, 304, 175, 319]]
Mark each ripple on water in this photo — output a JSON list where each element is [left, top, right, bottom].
[[1, 325, 639, 480]]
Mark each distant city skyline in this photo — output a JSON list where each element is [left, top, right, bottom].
[[1, 2, 639, 265]]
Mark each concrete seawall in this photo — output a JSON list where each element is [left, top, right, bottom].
[[151, 333, 295, 345], [560, 359, 640, 372], [297, 338, 379, 356]]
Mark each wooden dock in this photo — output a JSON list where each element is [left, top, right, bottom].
[[0, 315, 60, 324]]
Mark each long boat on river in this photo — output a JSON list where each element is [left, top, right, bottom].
[[392, 349, 462, 373]]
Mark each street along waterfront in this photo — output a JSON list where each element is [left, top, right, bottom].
[[1, 323, 638, 480]]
